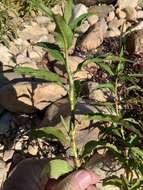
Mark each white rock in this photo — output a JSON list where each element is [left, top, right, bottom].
[[137, 10, 143, 18], [3, 150, 14, 162], [125, 7, 137, 20], [35, 16, 51, 25], [72, 4, 88, 19], [47, 22, 56, 33], [76, 20, 90, 33], [87, 14, 99, 25], [14, 141, 23, 151], [106, 11, 115, 22], [28, 145, 38, 156], [117, 0, 138, 9], [116, 8, 126, 19]]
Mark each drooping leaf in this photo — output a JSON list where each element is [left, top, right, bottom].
[[69, 13, 93, 31], [31, 0, 53, 17], [103, 176, 122, 188], [93, 83, 115, 92], [82, 140, 105, 157], [31, 127, 68, 145], [54, 14, 73, 49], [64, 0, 73, 24], [42, 159, 73, 179], [116, 47, 125, 75], [14, 67, 64, 84], [36, 42, 65, 63]]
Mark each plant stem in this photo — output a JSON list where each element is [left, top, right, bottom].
[[115, 78, 119, 116], [64, 49, 80, 168]]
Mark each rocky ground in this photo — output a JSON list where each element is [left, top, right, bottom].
[[0, 0, 143, 189]]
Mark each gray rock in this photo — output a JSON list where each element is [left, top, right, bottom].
[[117, 0, 138, 9], [88, 5, 114, 19], [72, 4, 88, 19]]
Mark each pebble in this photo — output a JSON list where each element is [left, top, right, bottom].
[[28, 145, 38, 156], [72, 4, 88, 19], [3, 150, 14, 162], [106, 11, 115, 22], [116, 8, 126, 19], [87, 14, 99, 25], [137, 10, 143, 19]]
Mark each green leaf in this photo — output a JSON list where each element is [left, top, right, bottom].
[[54, 14, 73, 49], [69, 13, 93, 31], [60, 116, 70, 134], [128, 73, 143, 77], [36, 42, 65, 63], [103, 176, 122, 188], [14, 67, 64, 84], [82, 140, 105, 157], [116, 47, 125, 75], [94, 83, 115, 92], [31, 127, 68, 145], [42, 159, 73, 179], [31, 0, 53, 17], [64, 0, 73, 24], [96, 62, 114, 76]]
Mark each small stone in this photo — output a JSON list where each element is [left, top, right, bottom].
[[28, 145, 38, 156], [106, 11, 115, 22], [76, 20, 90, 33], [117, 0, 138, 9], [137, 10, 143, 18], [35, 16, 51, 25], [47, 22, 56, 33], [3, 150, 14, 162], [125, 7, 137, 20], [72, 4, 88, 19], [87, 14, 99, 25], [116, 8, 126, 19], [107, 28, 121, 37], [15, 141, 23, 151]]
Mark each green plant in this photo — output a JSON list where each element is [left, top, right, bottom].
[[14, 0, 143, 189]]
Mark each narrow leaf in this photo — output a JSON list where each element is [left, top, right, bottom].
[[36, 42, 65, 63], [31, 127, 68, 145], [64, 0, 73, 24], [14, 67, 64, 84], [94, 83, 115, 92], [60, 116, 70, 134]]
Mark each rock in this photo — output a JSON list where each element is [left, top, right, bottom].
[[51, 4, 63, 15], [72, 4, 88, 19], [47, 22, 56, 33], [117, 0, 138, 9], [86, 82, 112, 102], [0, 160, 7, 187], [28, 145, 38, 156], [126, 30, 143, 54], [0, 45, 15, 72], [107, 28, 121, 37], [53, 56, 94, 81], [0, 112, 13, 135], [41, 98, 111, 150], [35, 16, 51, 25], [80, 20, 107, 51], [86, 152, 123, 190], [116, 8, 126, 19], [3, 150, 15, 162], [88, 5, 114, 19], [87, 14, 99, 25], [76, 20, 90, 33], [106, 11, 115, 22], [137, 10, 143, 19], [19, 23, 48, 42], [125, 7, 137, 20], [14, 141, 23, 151], [108, 17, 125, 33], [0, 81, 67, 113], [75, 0, 116, 6]]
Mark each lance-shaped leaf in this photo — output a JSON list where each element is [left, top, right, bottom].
[[31, 127, 68, 145], [82, 140, 105, 157], [64, 0, 73, 24], [93, 83, 115, 93], [31, 0, 53, 17], [54, 14, 73, 49], [15, 67, 64, 84], [69, 13, 93, 31], [36, 42, 65, 63], [116, 47, 125, 75], [42, 159, 73, 179]]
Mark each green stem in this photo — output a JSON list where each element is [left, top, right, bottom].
[[64, 49, 80, 168], [115, 78, 119, 116]]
